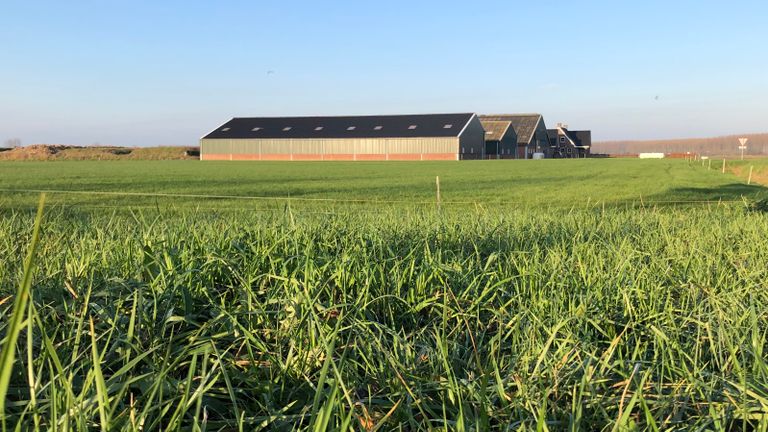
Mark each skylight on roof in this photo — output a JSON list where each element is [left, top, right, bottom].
[[443, 124, 453, 129], [283, 127, 292, 131], [408, 125, 417, 130], [221, 127, 230, 131], [347, 126, 356, 131], [374, 126, 383, 130], [314, 126, 323, 131], [251, 127, 262, 132]]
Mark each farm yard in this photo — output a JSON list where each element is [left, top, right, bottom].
[[1, 158, 768, 430]]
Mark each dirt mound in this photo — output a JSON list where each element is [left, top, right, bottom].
[[0, 145, 199, 161], [0, 144, 76, 160]]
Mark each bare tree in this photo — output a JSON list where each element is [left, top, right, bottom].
[[3, 138, 21, 148], [594, 133, 768, 156]]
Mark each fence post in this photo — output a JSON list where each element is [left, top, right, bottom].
[[722, 158, 726, 174], [748, 166, 754, 185], [436, 176, 441, 210]]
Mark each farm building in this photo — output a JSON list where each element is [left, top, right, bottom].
[[479, 114, 550, 159], [479, 120, 518, 159], [547, 124, 592, 158], [200, 113, 486, 161]]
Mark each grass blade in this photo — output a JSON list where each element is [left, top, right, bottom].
[[0, 194, 45, 432]]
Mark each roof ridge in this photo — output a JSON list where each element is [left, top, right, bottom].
[[479, 113, 542, 117], [232, 112, 474, 120]]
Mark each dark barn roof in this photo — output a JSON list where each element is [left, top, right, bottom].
[[203, 113, 476, 140], [547, 128, 592, 148], [479, 114, 543, 145], [547, 129, 558, 141], [571, 130, 592, 148]]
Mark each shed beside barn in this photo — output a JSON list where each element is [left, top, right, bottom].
[[479, 120, 518, 159], [479, 114, 550, 159], [200, 113, 486, 161]]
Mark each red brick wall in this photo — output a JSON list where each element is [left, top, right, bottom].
[[201, 153, 458, 161]]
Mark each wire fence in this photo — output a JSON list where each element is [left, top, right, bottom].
[[0, 187, 758, 215]]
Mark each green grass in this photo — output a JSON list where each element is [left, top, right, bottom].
[[1, 159, 768, 430], [0, 159, 766, 211], [725, 158, 768, 185]]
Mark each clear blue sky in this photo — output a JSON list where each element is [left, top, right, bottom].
[[2, 0, 767, 146]]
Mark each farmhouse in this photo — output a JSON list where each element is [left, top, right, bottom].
[[547, 124, 592, 158], [479, 114, 550, 159], [200, 113, 486, 161]]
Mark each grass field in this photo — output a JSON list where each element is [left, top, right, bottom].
[[1, 159, 768, 430], [727, 159, 768, 187], [1, 159, 766, 211]]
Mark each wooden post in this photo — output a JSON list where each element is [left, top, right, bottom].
[[436, 176, 441, 209], [708, 159, 711, 170], [748, 166, 754, 185], [722, 158, 726, 174]]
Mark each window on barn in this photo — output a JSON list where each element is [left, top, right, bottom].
[[347, 126, 356, 131], [251, 127, 262, 132], [283, 127, 292, 131], [314, 126, 323, 131], [221, 127, 230, 131], [560, 136, 565, 143], [408, 125, 417, 130], [443, 124, 453, 129], [374, 126, 383, 130]]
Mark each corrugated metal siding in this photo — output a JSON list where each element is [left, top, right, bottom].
[[458, 116, 486, 160], [500, 125, 518, 158], [202, 140, 231, 155], [530, 118, 550, 157], [200, 137, 459, 159]]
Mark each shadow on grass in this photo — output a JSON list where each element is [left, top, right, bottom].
[[637, 183, 768, 206]]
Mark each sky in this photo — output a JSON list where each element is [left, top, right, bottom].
[[1, 0, 767, 146]]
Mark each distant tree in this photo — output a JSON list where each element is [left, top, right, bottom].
[[594, 133, 768, 156], [3, 138, 21, 148]]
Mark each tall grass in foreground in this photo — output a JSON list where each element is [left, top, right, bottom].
[[1, 205, 767, 430]]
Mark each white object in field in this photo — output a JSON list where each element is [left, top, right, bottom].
[[638, 153, 665, 159], [532, 152, 545, 159], [701, 156, 709, 160], [738, 137, 748, 160]]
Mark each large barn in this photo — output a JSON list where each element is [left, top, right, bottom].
[[479, 114, 550, 159], [200, 113, 486, 161]]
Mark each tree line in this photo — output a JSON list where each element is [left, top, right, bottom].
[[593, 133, 768, 156]]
